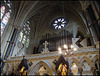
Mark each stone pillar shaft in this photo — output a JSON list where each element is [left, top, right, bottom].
[[78, 68, 83, 76], [91, 67, 96, 76]]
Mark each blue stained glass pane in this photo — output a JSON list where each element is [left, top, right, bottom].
[[61, 18, 64, 21], [2, 13, 10, 25], [55, 20, 58, 23], [58, 26, 61, 29], [9, 9, 11, 12], [61, 24, 65, 27], [4, 0, 6, 3], [1, 22, 6, 26], [1, 26, 4, 30], [1, 28, 4, 31], [8, 0, 10, 2], [1, 23, 5, 27], [62, 21, 66, 23], [53, 24, 57, 26], [58, 18, 61, 22], [52, 17, 67, 29]]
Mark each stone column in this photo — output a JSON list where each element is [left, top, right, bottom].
[[95, 41, 100, 48], [91, 67, 96, 76], [82, 2, 99, 43], [67, 69, 70, 75], [78, 68, 83, 76]]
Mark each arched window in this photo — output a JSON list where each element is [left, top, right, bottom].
[[18, 21, 30, 48], [1, 6, 5, 19], [1, 0, 12, 35]]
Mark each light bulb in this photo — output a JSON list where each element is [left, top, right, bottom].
[[59, 51, 62, 54], [64, 44, 67, 49], [58, 47, 61, 51], [70, 45, 74, 48], [74, 48, 77, 51], [66, 49, 68, 52]]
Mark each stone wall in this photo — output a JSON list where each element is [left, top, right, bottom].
[[2, 46, 99, 75]]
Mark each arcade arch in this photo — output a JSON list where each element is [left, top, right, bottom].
[[79, 56, 94, 68], [28, 60, 53, 75]]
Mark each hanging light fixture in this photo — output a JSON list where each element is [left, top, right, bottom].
[[64, 44, 68, 49], [70, 45, 74, 48], [58, 47, 62, 51], [59, 50, 62, 54], [57, 1, 77, 55]]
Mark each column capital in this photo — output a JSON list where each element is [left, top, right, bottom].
[[91, 67, 96, 72]]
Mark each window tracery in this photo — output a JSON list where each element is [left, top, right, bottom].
[[1, 0, 12, 35], [18, 21, 30, 48], [51, 17, 68, 29]]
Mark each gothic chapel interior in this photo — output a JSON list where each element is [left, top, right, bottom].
[[0, 0, 100, 76]]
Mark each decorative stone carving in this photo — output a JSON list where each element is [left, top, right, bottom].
[[41, 41, 49, 53], [2, 47, 98, 75]]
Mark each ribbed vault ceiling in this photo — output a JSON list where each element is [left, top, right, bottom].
[[12, 1, 88, 48]]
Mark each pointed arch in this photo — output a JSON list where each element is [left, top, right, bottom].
[[92, 55, 99, 70], [69, 58, 80, 68], [79, 56, 94, 68], [28, 60, 54, 75], [92, 55, 98, 63], [1, 1, 12, 36]]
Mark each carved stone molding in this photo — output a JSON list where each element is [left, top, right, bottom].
[[6, 50, 98, 63], [91, 67, 96, 75]]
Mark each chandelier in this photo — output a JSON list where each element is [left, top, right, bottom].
[[58, 44, 77, 55], [57, 1, 77, 55]]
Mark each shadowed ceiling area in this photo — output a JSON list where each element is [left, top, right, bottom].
[[1, 1, 99, 75], [20, 1, 87, 45], [9, 1, 92, 54]]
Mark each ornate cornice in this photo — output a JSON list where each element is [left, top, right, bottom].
[[5, 47, 98, 63]]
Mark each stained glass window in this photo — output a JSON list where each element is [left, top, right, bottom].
[[51, 17, 68, 29], [1, 0, 12, 35], [18, 21, 30, 48], [18, 31, 23, 42], [1, 6, 5, 19], [7, 3, 11, 8]]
